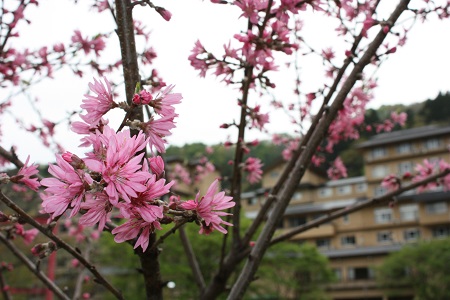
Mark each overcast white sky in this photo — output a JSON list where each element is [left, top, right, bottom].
[[1, 0, 450, 164]]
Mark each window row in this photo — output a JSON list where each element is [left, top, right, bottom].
[[316, 229, 422, 248], [318, 183, 367, 198], [374, 202, 448, 223], [333, 267, 375, 281], [370, 138, 442, 159]]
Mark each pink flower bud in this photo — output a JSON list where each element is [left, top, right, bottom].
[[387, 47, 397, 54], [383, 26, 390, 34], [132, 93, 141, 105], [155, 7, 172, 21], [149, 156, 165, 177], [0, 211, 8, 222], [249, 241, 256, 247]]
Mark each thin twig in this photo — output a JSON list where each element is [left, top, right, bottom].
[[148, 220, 187, 252], [179, 226, 206, 292], [0, 232, 70, 300]]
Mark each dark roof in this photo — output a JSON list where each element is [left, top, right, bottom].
[[357, 125, 450, 148], [321, 244, 404, 258], [283, 198, 366, 216]]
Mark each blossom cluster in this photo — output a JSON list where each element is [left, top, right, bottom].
[[36, 78, 234, 251]]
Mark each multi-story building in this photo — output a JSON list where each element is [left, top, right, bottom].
[[242, 125, 450, 300]]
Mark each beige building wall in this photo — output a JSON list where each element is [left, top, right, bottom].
[[242, 126, 450, 300]]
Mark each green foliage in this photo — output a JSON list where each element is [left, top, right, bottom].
[[377, 238, 450, 300], [95, 233, 146, 300], [249, 242, 335, 300], [419, 92, 450, 125]]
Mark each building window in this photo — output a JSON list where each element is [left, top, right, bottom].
[[374, 207, 392, 224], [318, 187, 332, 198], [270, 171, 279, 178], [356, 182, 367, 193], [425, 202, 448, 214], [315, 238, 331, 249], [371, 147, 387, 159], [424, 138, 440, 150], [377, 231, 393, 243], [292, 192, 302, 201], [374, 186, 387, 197], [400, 204, 419, 221], [404, 228, 420, 241], [247, 197, 258, 206], [347, 267, 374, 280], [398, 161, 413, 175], [342, 214, 349, 223], [288, 216, 307, 227], [432, 226, 450, 238], [341, 235, 356, 246], [372, 165, 389, 178], [396, 143, 412, 154], [337, 185, 351, 195]]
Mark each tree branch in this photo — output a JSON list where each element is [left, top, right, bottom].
[[179, 226, 206, 292], [0, 191, 124, 300], [227, 1, 412, 298], [0, 232, 70, 300]]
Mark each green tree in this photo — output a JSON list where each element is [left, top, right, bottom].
[[377, 238, 450, 300], [250, 242, 335, 300]]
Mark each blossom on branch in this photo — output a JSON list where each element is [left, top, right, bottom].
[[180, 179, 235, 235], [11, 155, 40, 191], [41, 155, 93, 219], [80, 77, 117, 125], [243, 157, 263, 184]]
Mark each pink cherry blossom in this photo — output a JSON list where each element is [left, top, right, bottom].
[[180, 179, 235, 235], [41, 155, 93, 219], [112, 218, 162, 251], [327, 157, 348, 180], [79, 192, 112, 232], [80, 77, 117, 125], [151, 85, 182, 116], [12, 155, 40, 191], [141, 114, 177, 153], [243, 157, 263, 184], [413, 159, 438, 192], [381, 174, 400, 191]]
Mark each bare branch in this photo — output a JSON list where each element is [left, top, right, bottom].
[[0, 232, 70, 300], [179, 226, 206, 292]]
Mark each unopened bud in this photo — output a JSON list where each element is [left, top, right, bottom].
[[0, 211, 9, 222], [31, 241, 57, 259], [155, 7, 172, 21]]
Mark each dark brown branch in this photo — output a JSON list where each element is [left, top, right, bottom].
[[179, 226, 206, 292], [0, 232, 70, 300], [227, 1, 411, 298], [0, 191, 124, 300], [148, 220, 187, 252]]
